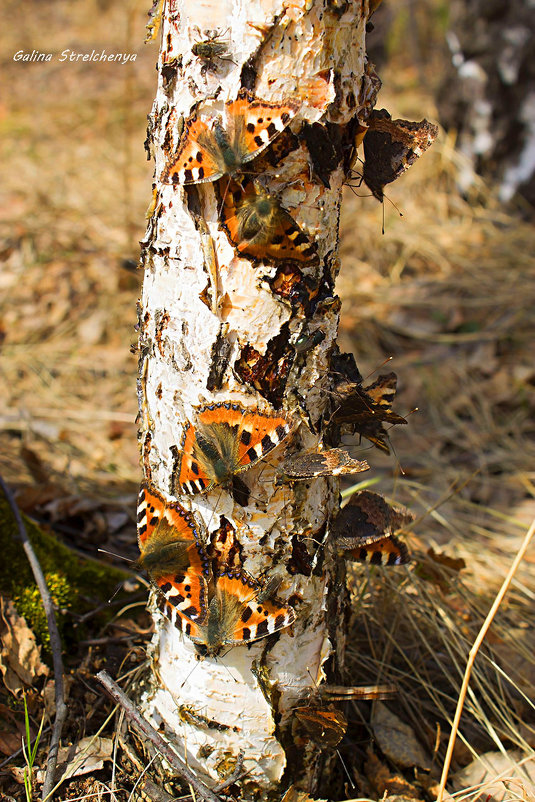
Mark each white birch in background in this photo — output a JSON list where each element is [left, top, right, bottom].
[[137, 0, 375, 796]]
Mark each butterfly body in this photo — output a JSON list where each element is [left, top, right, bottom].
[[162, 91, 300, 185], [219, 178, 318, 264], [213, 121, 242, 175], [173, 402, 292, 495], [237, 189, 276, 241], [160, 569, 295, 657], [193, 420, 241, 486]]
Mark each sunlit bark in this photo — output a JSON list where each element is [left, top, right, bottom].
[[137, 0, 373, 796]]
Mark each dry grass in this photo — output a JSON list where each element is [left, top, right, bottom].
[[1, 1, 534, 799]]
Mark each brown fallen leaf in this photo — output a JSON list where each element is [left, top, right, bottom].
[[0, 702, 26, 756], [371, 703, 430, 769], [364, 750, 421, 799], [451, 750, 535, 802], [0, 597, 48, 695], [36, 736, 113, 784]]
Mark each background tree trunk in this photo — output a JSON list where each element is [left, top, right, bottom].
[[437, 0, 535, 206], [137, 0, 372, 798]]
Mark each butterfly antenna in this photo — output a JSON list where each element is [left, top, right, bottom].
[[179, 660, 201, 690], [387, 434, 405, 477], [98, 547, 135, 563], [206, 489, 224, 530], [362, 356, 393, 383], [384, 192, 403, 218], [336, 748, 356, 789], [305, 666, 319, 690], [107, 581, 126, 605], [217, 175, 231, 216], [218, 654, 240, 683]]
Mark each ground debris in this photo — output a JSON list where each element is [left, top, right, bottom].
[[0, 597, 48, 695], [451, 750, 535, 802], [36, 735, 113, 784], [371, 703, 430, 769]]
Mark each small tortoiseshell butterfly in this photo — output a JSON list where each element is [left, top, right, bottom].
[[361, 109, 438, 202], [172, 401, 292, 496], [279, 448, 369, 481], [332, 489, 412, 566], [159, 567, 295, 657], [218, 177, 318, 265], [294, 704, 347, 748], [161, 89, 300, 185], [136, 484, 210, 611], [329, 371, 407, 453]]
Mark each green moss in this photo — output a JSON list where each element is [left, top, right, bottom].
[[0, 497, 131, 653], [14, 573, 74, 649]]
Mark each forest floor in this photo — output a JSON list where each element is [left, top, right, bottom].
[[0, 1, 534, 800]]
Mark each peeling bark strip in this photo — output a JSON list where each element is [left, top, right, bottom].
[[137, 0, 380, 797]]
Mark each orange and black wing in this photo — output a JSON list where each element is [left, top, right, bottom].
[[197, 402, 292, 473], [161, 113, 225, 184], [226, 90, 300, 165], [219, 178, 317, 265], [343, 533, 409, 566], [216, 572, 295, 646]]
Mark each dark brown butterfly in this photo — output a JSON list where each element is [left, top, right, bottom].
[[332, 489, 412, 566], [329, 371, 407, 453], [294, 705, 347, 748], [361, 109, 438, 202]]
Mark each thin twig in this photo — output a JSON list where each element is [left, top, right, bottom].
[[97, 670, 225, 802], [436, 516, 535, 802], [0, 475, 67, 801]]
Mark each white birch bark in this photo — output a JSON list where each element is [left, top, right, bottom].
[[138, 0, 373, 796]]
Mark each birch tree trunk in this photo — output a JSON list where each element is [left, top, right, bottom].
[[137, 0, 373, 797], [438, 0, 535, 205]]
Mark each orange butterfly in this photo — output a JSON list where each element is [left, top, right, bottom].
[[162, 89, 299, 184], [218, 177, 318, 265], [136, 483, 209, 619], [171, 401, 292, 496], [159, 567, 295, 657]]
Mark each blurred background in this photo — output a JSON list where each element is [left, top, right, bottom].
[[1, 0, 534, 795]]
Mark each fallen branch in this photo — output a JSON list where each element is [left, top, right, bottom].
[[96, 670, 225, 802], [436, 515, 535, 802], [0, 474, 66, 802]]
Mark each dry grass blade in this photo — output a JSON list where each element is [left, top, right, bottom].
[[436, 516, 535, 802]]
